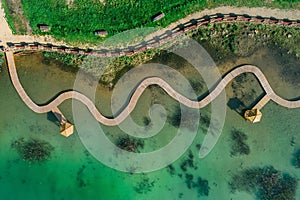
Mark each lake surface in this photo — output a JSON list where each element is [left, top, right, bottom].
[[0, 46, 299, 199]]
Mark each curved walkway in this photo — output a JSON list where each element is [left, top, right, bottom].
[[6, 52, 300, 126], [1, 2, 300, 52]]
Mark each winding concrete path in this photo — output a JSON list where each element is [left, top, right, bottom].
[[6, 51, 300, 126]]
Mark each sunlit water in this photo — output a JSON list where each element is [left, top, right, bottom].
[[0, 47, 299, 200]]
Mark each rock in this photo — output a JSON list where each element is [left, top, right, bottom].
[[287, 34, 292, 38]]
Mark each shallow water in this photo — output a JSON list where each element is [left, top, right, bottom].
[[0, 47, 299, 200]]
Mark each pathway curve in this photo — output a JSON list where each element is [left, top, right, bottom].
[[6, 51, 300, 126], [1, 0, 300, 50]]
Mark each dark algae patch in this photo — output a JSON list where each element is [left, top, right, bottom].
[[116, 136, 144, 153], [229, 166, 298, 200], [76, 165, 88, 188], [292, 149, 300, 168], [169, 105, 199, 132], [134, 177, 155, 194], [11, 138, 54, 163], [230, 128, 250, 157], [183, 173, 210, 197], [171, 150, 210, 197]]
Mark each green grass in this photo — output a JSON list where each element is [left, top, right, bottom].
[[19, 0, 207, 44], [191, 22, 300, 61], [3, 0, 293, 44]]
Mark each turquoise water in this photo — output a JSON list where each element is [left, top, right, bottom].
[[0, 48, 299, 200]]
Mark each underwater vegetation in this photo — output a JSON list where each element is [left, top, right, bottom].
[[11, 138, 54, 163], [116, 136, 144, 153], [292, 149, 300, 168], [230, 128, 250, 157], [134, 177, 155, 194], [169, 105, 199, 132], [229, 166, 298, 200]]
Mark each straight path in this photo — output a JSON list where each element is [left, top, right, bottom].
[[6, 51, 300, 126]]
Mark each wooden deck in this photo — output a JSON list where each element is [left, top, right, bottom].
[[6, 51, 300, 130], [253, 95, 271, 110]]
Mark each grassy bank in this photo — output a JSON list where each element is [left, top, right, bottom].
[[191, 22, 300, 62], [2, 0, 299, 44], [42, 49, 161, 85], [43, 51, 86, 67], [42, 22, 300, 86], [1, 0, 31, 34], [104, 23, 300, 85]]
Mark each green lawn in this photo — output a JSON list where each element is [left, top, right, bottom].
[[3, 0, 300, 44]]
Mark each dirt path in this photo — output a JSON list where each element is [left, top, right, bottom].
[[0, 0, 75, 48], [0, 2, 300, 49]]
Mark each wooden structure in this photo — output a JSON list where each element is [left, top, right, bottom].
[[60, 122, 74, 137], [52, 107, 74, 137], [152, 12, 165, 22], [37, 24, 50, 32], [3, 13, 300, 57], [244, 109, 262, 123], [5, 51, 300, 131], [94, 30, 108, 37]]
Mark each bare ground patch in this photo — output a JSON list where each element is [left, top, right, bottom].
[[4, 0, 31, 34]]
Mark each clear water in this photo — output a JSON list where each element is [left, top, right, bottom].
[[0, 47, 299, 200]]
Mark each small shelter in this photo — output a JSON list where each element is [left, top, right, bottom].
[[94, 30, 108, 37], [60, 122, 74, 137], [152, 12, 165, 22], [37, 24, 50, 32], [244, 109, 262, 123]]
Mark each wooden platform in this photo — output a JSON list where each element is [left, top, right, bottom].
[[6, 51, 300, 132], [253, 95, 271, 110], [52, 107, 74, 137]]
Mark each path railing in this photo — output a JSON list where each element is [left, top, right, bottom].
[[1, 13, 299, 57]]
